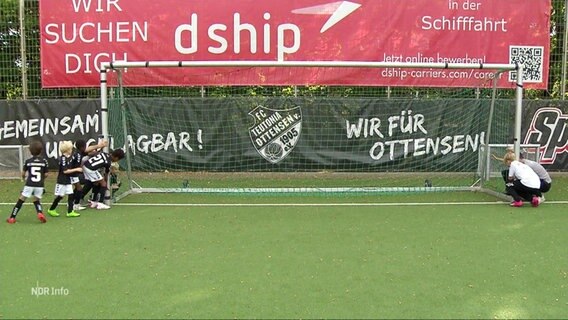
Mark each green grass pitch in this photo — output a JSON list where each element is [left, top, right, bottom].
[[1, 178, 567, 319]]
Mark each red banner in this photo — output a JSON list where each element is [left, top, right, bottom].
[[40, 0, 550, 88]]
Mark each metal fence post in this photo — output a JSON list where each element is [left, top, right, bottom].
[[561, 0, 568, 99], [19, 0, 28, 99]]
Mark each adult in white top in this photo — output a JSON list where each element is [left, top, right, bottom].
[[520, 154, 552, 193], [503, 152, 542, 207]]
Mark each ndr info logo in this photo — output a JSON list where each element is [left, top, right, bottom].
[[31, 281, 70, 297]]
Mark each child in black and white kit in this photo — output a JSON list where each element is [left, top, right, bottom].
[[82, 149, 125, 210], [46, 141, 84, 218], [6, 141, 49, 224]]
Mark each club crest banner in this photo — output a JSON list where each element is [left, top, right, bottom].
[[249, 105, 302, 164], [1, 98, 566, 170]]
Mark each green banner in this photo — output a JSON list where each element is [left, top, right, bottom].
[[112, 97, 508, 172], [2, 98, 566, 171]]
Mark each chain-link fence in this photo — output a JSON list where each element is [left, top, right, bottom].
[[1, 0, 567, 100]]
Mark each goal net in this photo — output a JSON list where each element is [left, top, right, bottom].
[[480, 143, 541, 180], [477, 143, 542, 198], [0, 145, 30, 180], [100, 61, 524, 200]]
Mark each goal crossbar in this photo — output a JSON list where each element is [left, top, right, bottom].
[[99, 60, 524, 154], [101, 60, 518, 70]]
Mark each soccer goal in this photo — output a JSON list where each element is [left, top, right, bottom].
[[99, 61, 524, 201], [479, 143, 542, 180], [0, 145, 30, 180]]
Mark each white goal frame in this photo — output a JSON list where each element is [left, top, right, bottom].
[[0, 145, 29, 179], [99, 61, 524, 198], [480, 143, 542, 180]]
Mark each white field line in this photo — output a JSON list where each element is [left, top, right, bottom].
[[115, 201, 568, 206], [2, 201, 568, 207], [41, 201, 568, 206]]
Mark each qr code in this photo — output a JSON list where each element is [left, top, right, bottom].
[[508, 45, 544, 83]]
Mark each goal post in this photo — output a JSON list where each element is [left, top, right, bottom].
[[480, 143, 541, 181], [0, 145, 30, 180], [99, 61, 524, 200]]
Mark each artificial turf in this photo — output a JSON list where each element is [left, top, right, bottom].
[[1, 197, 567, 319]]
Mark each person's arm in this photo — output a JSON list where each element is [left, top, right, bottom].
[[43, 164, 48, 179], [85, 139, 108, 154], [104, 163, 111, 176], [491, 154, 504, 162], [63, 167, 83, 174], [507, 164, 517, 182]]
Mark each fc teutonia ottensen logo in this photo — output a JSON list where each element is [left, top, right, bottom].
[[249, 105, 302, 164]]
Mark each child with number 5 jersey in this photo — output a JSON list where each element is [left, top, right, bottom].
[[6, 141, 49, 224]]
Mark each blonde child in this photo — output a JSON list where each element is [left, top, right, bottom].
[[46, 141, 83, 218]]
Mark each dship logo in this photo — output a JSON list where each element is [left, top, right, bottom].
[[249, 105, 303, 164], [523, 107, 568, 164], [174, 1, 361, 61], [292, 1, 362, 33]]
